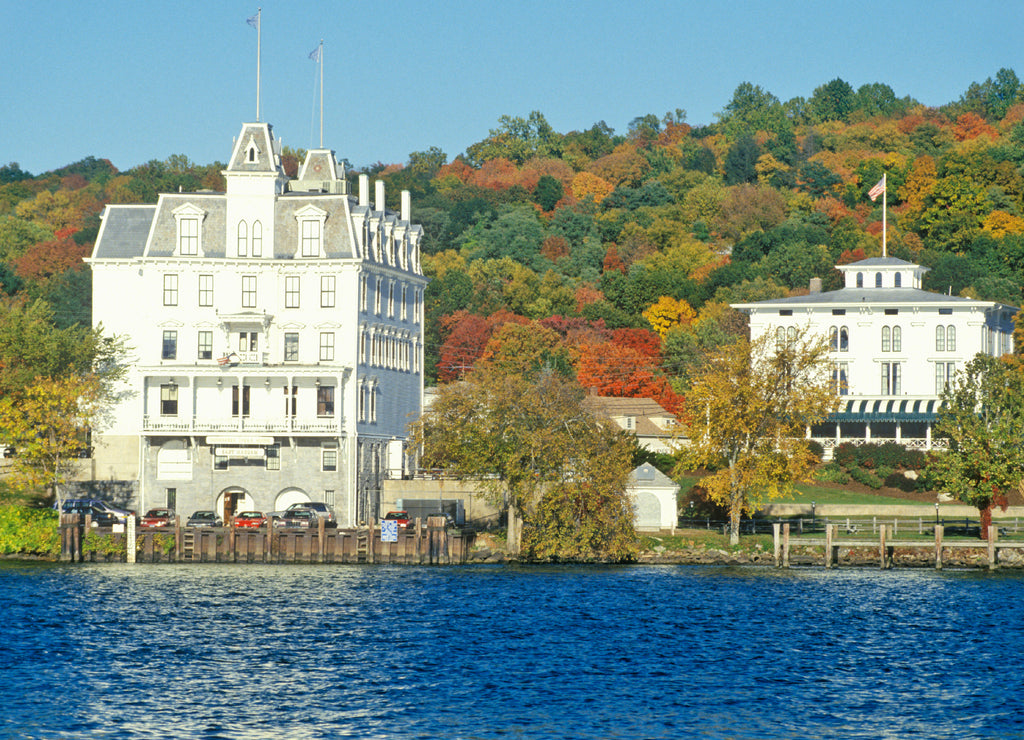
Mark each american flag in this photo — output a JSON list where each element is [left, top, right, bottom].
[[246, 13, 259, 29], [218, 354, 233, 366], [868, 177, 885, 202], [309, 46, 321, 63]]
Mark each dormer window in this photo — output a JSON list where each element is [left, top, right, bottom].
[[294, 204, 327, 258], [245, 135, 260, 163], [172, 203, 205, 257]]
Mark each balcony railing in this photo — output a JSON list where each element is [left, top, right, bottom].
[[143, 416, 342, 434]]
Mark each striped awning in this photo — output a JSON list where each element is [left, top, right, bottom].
[[829, 399, 939, 422]]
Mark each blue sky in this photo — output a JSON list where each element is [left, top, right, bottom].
[[4, 0, 1023, 175]]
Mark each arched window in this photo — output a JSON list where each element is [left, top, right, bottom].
[[786, 326, 797, 346], [829, 326, 838, 351], [894, 272, 902, 287], [237, 221, 247, 257], [946, 325, 956, 352], [776, 327, 786, 350], [892, 326, 902, 352], [251, 221, 262, 257], [881, 326, 891, 352], [875, 272, 883, 288], [839, 326, 849, 352], [936, 325, 945, 352], [856, 272, 864, 288]]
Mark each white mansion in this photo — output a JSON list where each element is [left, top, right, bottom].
[[87, 121, 428, 526], [733, 257, 1018, 452]]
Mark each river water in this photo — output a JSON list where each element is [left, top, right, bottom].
[[2, 562, 1023, 739]]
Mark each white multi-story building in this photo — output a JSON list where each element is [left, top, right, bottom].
[[87, 121, 428, 525], [732, 256, 1017, 453]]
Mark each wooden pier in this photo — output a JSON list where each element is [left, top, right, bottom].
[[772, 522, 1024, 570], [59, 514, 471, 565]]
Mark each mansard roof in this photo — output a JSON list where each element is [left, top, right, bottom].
[[225, 122, 285, 175], [92, 205, 157, 259]]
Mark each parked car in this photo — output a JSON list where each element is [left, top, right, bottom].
[[186, 510, 222, 528], [286, 501, 337, 527], [141, 508, 176, 528], [60, 499, 134, 526], [60, 500, 119, 527], [384, 510, 411, 531], [233, 511, 267, 529], [276, 508, 318, 529]]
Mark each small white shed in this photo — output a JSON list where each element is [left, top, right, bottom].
[[628, 463, 679, 532]]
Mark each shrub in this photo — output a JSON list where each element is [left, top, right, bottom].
[[0, 506, 60, 556], [814, 462, 851, 484], [884, 470, 920, 492], [849, 467, 884, 489], [833, 442, 859, 468], [806, 439, 824, 460]]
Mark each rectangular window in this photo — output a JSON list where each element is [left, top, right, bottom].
[[238, 332, 258, 352], [179, 217, 198, 255], [388, 282, 395, 317], [301, 220, 320, 257], [884, 308, 899, 315], [198, 274, 213, 306], [360, 275, 368, 311], [232, 385, 251, 417], [242, 275, 257, 308], [163, 274, 178, 306], [162, 330, 177, 360], [213, 452, 228, 470], [324, 489, 336, 507], [166, 488, 176, 511], [375, 278, 382, 314], [319, 332, 335, 361], [831, 309, 846, 316], [321, 275, 336, 307], [831, 363, 849, 396], [369, 384, 377, 422], [779, 309, 792, 316], [284, 332, 299, 362], [265, 444, 280, 471], [936, 362, 955, 394], [401, 285, 408, 320], [414, 289, 421, 323], [881, 363, 901, 395], [321, 446, 338, 472], [284, 385, 297, 417], [317, 386, 334, 417], [285, 276, 300, 308], [198, 331, 213, 360], [160, 384, 178, 416]]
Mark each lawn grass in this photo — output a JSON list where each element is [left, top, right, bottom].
[[674, 471, 929, 506]]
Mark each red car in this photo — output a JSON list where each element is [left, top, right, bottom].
[[141, 508, 175, 528], [233, 511, 267, 529], [384, 510, 411, 531]]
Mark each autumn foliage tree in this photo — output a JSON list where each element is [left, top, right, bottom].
[[677, 329, 836, 544]]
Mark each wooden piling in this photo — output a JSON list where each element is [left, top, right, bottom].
[[782, 523, 790, 568], [773, 523, 781, 567], [988, 525, 998, 570], [825, 524, 834, 568], [935, 525, 944, 570]]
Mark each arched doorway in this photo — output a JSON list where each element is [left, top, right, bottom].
[[216, 488, 253, 523], [274, 488, 310, 513]]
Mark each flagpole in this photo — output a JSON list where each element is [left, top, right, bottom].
[[882, 172, 887, 258], [319, 39, 324, 148], [256, 8, 262, 121]]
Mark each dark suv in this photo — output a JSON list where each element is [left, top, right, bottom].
[[286, 501, 337, 527], [60, 500, 120, 527]]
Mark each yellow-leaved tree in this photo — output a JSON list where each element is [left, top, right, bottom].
[[642, 296, 696, 339], [676, 328, 837, 544]]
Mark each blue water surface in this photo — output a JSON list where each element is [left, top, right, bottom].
[[2, 562, 1023, 739]]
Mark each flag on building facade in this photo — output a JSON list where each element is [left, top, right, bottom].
[[868, 177, 885, 202]]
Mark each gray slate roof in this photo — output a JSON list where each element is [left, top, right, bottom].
[[93, 206, 156, 259], [734, 287, 1009, 309]]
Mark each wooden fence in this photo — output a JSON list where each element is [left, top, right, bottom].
[[59, 514, 472, 565], [773, 522, 1024, 570]]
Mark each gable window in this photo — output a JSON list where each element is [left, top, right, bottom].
[[251, 221, 262, 257], [162, 330, 177, 360], [237, 221, 248, 257], [232, 385, 251, 417], [301, 219, 320, 257], [198, 274, 213, 306], [163, 274, 178, 306], [198, 331, 213, 360], [285, 276, 300, 308], [319, 332, 335, 361], [317, 385, 334, 417], [241, 275, 257, 307], [160, 384, 178, 416], [179, 217, 198, 255], [284, 332, 298, 362], [321, 275, 336, 308]]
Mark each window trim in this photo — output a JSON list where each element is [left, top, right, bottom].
[[163, 274, 179, 306], [172, 203, 205, 257], [320, 275, 336, 308], [284, 332, 299, 362], [198, 274, 213, 307], [285, 275, 300, 308], [319, 332, 335, 362], [241, 275, 257, 308], [162, 330, 177, 360], [197, 330, 213, 360]]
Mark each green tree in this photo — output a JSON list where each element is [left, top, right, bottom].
[[926, 355, 1024, 538], [809, 78, 856, 122], [676, 329, 836, 544], [0, 375, 102, 506], [411, 366, 637, 558]]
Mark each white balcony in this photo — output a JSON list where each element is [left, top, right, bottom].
[[143, 416, 343, 435]]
